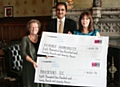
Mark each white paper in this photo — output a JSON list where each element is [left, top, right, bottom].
[[35, 32, 109, 87]]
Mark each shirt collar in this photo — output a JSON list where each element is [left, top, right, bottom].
[[57, 17, 65, 22]]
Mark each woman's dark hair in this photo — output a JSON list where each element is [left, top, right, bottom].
[[55, 2, 67, 11], [79, 11, 94, 32], [27, 19, 41, 34]]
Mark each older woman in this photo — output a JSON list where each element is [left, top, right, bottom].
[[21, 19, 41, 87]]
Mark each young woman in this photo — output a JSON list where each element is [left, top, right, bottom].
[[73, 11, 100, 36]]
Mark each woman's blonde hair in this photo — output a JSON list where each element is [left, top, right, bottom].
[[27, 19, 41, 33]]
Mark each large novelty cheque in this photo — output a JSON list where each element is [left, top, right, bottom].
[[35, 32, 109, 87]]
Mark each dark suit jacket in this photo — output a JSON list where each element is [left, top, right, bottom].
[[46, 18, 77, 34]]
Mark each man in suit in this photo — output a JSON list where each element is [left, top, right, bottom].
[[46, 2, 77, 34], [46, 2, 77, 87]]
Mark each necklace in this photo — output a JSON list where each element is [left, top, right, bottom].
[[29, 35, 38, 43]]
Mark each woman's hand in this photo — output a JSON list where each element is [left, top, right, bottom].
[[46, 55, 52, 58], [26, 55, 38, 69], [68, 31, 72, 34], [33, 62, 38, 69]]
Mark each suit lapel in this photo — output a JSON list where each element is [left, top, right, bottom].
[[63, 18, 68, 33], [54, 19, 57, 32]]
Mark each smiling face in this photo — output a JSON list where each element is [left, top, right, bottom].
[[29, 22, 39, 35], [56, 4, 67, 19], [79, 11, 93, 32], [81, 15, 90, 29]]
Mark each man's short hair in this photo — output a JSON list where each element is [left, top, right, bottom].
[[55, 2, 67, 11]]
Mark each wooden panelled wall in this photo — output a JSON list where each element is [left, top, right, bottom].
[[0, 16, 51, 44]]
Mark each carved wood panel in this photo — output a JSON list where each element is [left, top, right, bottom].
[[52, 7, 120, 37], [0, 16, 51, 43]]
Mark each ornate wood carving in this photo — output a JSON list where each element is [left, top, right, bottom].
[[52, 7, 120, 36]]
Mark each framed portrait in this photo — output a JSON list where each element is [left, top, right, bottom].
[[4, 6, 13, 17]]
